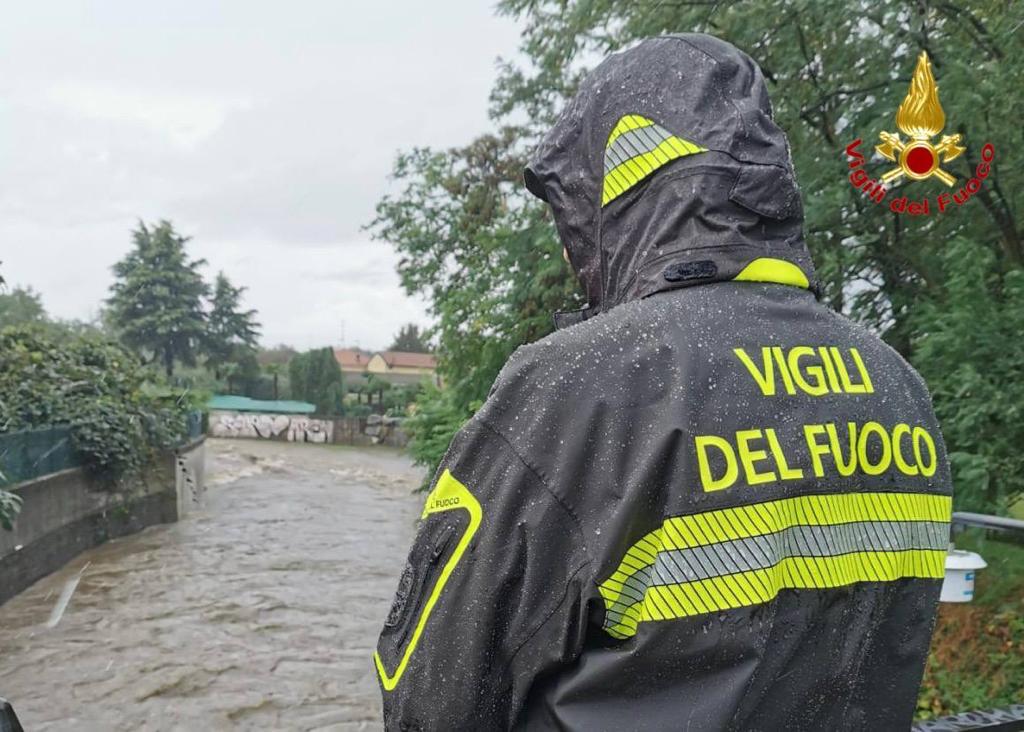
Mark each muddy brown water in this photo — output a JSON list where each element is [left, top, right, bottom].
[[0, 439, 423, 730]]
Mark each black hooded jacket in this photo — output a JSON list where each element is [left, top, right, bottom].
[[375, 34, 951, 731]]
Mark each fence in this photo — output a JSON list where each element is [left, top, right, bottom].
[[0, 426, 80, 487], [0, 412, 204, 488], [184, 410, 204, 441]]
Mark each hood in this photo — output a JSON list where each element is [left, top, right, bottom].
[[524, 34, 818, 324]]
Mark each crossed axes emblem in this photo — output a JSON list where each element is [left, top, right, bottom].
[[875, 51, 965, 187]]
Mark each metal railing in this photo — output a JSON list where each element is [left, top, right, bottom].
[[952, 512, 1024, 536], [910, 705, 1024, 731], [919, 512, 1024, 730]]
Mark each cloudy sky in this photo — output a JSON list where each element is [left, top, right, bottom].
[[0, 2, 523, 350]]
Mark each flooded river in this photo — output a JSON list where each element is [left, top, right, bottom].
[[0, 440, 423, 730]]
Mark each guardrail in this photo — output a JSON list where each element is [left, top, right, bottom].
[[910, 705, 1024, 731], [952, 512, 1024, 535], [925, 513, 1024, 731]]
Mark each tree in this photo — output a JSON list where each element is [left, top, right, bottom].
[[107, 221, 209, 377], [493, 2, 1022, 346], [384, 383, 422, 416], [402, 382, 476, 487], [370, 136, 582, 476], [909, 237, 1024, 513], [374, 2, 1024, 512], [389, 323, 431, 353], [228, 348, 265, 397], [288, 347, 345, 415], [257, 344, 297, 366], [0, 284, 106, 338], [220, 361, 240, 395], [364, 373, 392, 413], [205, 271, 261, 379], [0, 286, 47, 328], [264, 362, 284, 400]]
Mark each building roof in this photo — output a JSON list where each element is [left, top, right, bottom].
[[379, 351, 437, 369], [334, 348, 372, 371], [208, 395, 316, 414]]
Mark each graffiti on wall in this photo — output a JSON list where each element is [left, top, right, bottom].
[[287, 417, 333, 443], [209, 412, 334, 443]]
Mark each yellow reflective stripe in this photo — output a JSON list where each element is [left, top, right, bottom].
[[597, 525, 661, 608], [602, 136, 708, 206], [603, 549, 947, 638], [606, 114, 657, 147], [598, 491, 952, 637], [659, 492, 950, 551], [734, 257, 810, 290], [374, 469, 482, 691]]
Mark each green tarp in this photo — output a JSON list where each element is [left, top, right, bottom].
[[208, 395, 316, 415]]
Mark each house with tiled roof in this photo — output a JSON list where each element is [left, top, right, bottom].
[[334, 348, 439, 387], [366, 350, 439, 386], [334, 348, 373, 380]]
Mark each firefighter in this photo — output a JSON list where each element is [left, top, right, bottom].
[[375, 34, 952, 731]]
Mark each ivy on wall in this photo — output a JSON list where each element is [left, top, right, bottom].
[[0, 325, 199, 528]]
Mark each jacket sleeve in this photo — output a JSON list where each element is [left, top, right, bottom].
[[374, 416, 591, 731]]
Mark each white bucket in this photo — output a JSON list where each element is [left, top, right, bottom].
[[940, 549, 987, 603]]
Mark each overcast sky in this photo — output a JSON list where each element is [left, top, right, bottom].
[[0, 2, 522, 350]]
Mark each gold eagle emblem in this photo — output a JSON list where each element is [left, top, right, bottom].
[[876, 52, 965, 186]]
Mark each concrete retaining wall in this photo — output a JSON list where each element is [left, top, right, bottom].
[[175, 438, 206, 519], [207, 411, 408, 448], [0, 438, 205, 606]]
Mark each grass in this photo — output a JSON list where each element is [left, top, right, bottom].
[[917, 529, 1024, 718]]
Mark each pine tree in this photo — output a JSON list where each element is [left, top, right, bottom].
[[107, 221, 209, 377], [0, 286, 47, 328], [206, 271, 261, 379]]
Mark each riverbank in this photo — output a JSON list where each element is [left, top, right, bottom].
[[918, 530, 1024, 718], [0, 439, 423, 730]]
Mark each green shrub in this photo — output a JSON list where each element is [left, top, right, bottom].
[[910, 240, 1024, 514], [404, 382, 480, 490], [0, 489, 21, 530], [918, 531, 1024, 718], [0, 324, 197, 483]]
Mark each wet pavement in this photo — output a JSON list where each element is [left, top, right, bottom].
[[0, 439, 423, 730]]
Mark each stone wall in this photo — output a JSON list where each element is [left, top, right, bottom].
[[0, 438, 205, 606], [207, 411, 408, 448]]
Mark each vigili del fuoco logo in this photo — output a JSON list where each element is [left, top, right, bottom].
[[844, 51, 995, 216]]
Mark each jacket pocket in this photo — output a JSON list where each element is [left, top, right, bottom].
[[381, 520, 460, 650], [375, 468, 483, 692]]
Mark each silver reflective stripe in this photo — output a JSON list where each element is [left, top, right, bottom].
[[648, 520, 949, 586], [604, 123, 674, 174], [603, 567, 653, 627], [598, 492, 952, 636]]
